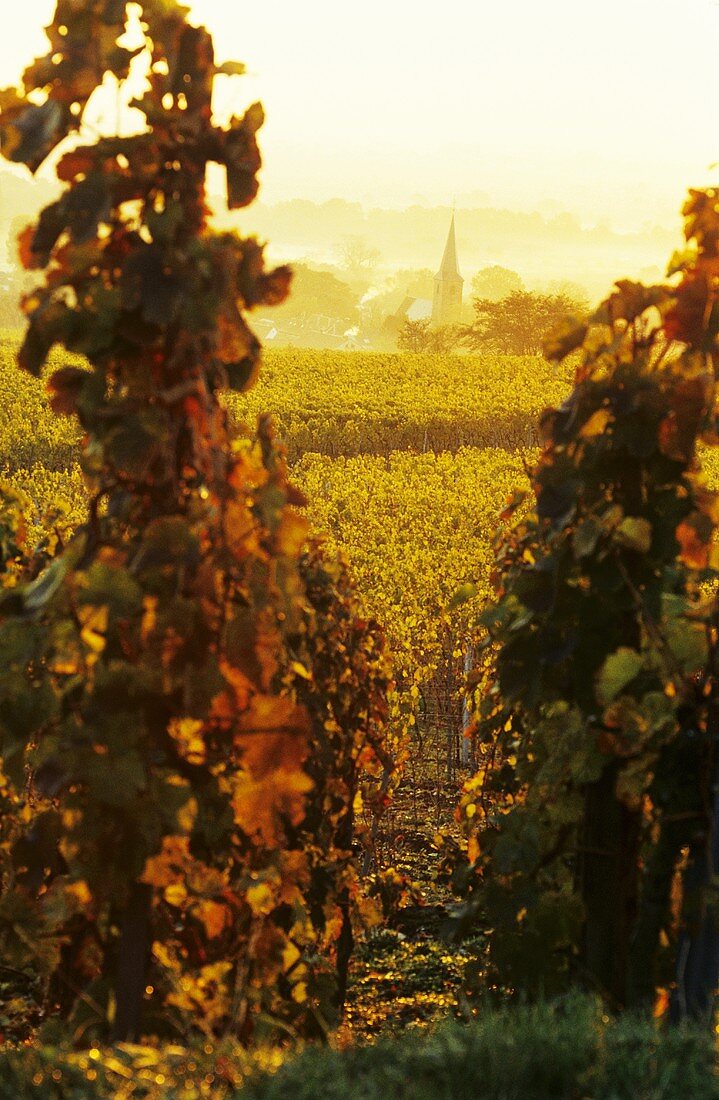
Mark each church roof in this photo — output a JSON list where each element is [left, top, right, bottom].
[[436, 214, 461, 280], [394, 296, 433, 321]]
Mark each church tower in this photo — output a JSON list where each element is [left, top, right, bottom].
[[432, 213, 463, 326]]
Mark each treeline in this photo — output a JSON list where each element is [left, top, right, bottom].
[[218, 198, 675, 296]]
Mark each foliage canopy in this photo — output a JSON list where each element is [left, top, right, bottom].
[[465, 289, 588, 355], [454, 192, 719, 1014], [0, 0, 395, 1043]]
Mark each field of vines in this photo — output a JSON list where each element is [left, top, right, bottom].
[[7, 329, 719, 775], [0, 335, 546, 751], [0, 339, 567, 466], [6, 313, 719, 1077], [232, 349, 573, 459]]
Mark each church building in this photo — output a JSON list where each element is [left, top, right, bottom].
[[431, 214, 463, 326]]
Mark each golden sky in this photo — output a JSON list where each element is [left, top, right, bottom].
[[2, 0, 719, 228]]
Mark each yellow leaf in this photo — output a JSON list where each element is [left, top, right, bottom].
[[141, 596, 158, 643], [79, 604, 108, 655], [356, 892, 382, 929], [292, 981, 308, 1004], [168, 718, 206, 765], [152, 941, 174, 969], [282, 941, 301, 971], [324, 911, 344, 943], [616, 516, 652, 554], [176, 796, 198, 834], [580, 408, 613, 438], [65, 880, 92, 908], [246, 882, 274, 916], [164, 883, 188, 907]]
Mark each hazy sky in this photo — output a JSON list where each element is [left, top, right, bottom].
[[2, 0, 719, 228]]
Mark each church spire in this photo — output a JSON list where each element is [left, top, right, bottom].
[[432, 212, 463, 326], [437, 213, 460, 279]]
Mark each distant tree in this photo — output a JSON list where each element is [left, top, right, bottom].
[[470, 265, 524, 303], [394, 267, 435, 300], [397, 319, 430, 351], [464, 289, 588, 355], [271, 263, 359, 327], [546, 278, 590, 303], [397, 318, 462, 354], [337, 235, 381, 274]]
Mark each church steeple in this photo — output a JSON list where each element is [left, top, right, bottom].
[[439, 213, 460, 278], [432, 213, 463, 326]]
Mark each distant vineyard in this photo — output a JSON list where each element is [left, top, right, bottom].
[[7, 335, 718, 708], [0, 337, 79, 473], [10, 330, 719, 784], [230, 349, 572, 459], [0, 339, 569, 468], [2, 449, 530, 713], [0, 332, 534, 734], [295, 448, 531, 690], [298, 446, 533, 771]]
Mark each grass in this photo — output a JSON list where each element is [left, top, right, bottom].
[[2, 998, 717, 1099]]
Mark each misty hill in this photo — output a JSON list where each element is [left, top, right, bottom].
[[0, 167, 681, 306], [221, 197, 681, 302]]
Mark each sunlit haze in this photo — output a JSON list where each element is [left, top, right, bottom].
[[3, 0, 719, 295], [2, 0, 719, 224]]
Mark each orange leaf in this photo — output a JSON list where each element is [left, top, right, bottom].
[[653, 987, 670, 1019], [56, 149, 95, 182], [238, 696, 309, 769], [232, 767, 312, 844], [196, 899, 231, 939], [676, 514, 712, 569], [17, 224, 38, 270], [141, 836, 191, 888]]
